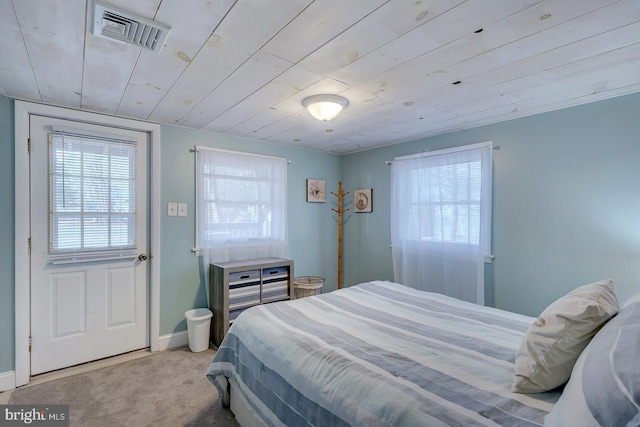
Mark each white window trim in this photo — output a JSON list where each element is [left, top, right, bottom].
[[394, 141, 493, 161]]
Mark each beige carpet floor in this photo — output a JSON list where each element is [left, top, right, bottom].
[[5, 347, 240, 427]]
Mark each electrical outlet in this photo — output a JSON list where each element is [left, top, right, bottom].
[[178, 203, 187, 217], [168, 202, 177, 216]]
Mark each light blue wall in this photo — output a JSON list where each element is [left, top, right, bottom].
[[0, 102, 340, 371], [0, 96, 15, 373], [342, 92, 640, 316], [159, 125, 341, 335], [2, 92, 639, 372]]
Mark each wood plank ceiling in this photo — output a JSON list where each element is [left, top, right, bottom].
[[1, 0, 639, 154]]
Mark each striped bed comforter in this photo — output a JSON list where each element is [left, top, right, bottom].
[[206, 281, 560, 426]]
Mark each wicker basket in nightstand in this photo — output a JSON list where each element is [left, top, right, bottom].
[[294, 276, 324, 299]]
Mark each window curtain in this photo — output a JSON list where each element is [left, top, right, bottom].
[[195, 147, 288, 305], [390, 142, 492, 305]]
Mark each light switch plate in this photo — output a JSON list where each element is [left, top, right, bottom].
[[168, 202, 177, 216], [178, 203, 187, 217]]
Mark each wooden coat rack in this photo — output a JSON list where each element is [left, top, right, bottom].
[[331, 181, 349, 289]]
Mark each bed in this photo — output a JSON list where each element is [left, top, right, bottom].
[[207, 280, 565, 426]]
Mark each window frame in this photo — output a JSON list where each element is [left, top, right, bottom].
[[47, 129, 139, 264], [393, 141, 493, 263], [193, 146, 288, 256]]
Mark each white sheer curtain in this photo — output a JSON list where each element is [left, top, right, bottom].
[[390, 142, 492, 304], [195, 147, 288, 305]]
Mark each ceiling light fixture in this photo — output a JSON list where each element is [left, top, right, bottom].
[[302, 94, 349, 121]]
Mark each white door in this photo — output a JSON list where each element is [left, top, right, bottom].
[[29, 115, 149, 375]]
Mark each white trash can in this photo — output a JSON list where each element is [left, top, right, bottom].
[[185, 308, 213, 352]]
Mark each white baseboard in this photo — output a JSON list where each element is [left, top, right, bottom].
[[0, 370, 16, 391], [1, 333, 195, 392], [0, 332, 200, 392], [158, 330, 189, 351]]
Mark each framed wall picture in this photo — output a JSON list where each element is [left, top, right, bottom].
[[306, 179, 326, 202], [354, 188, 372, 212]]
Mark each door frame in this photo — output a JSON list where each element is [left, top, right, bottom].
[[14, 100, 161, 387]]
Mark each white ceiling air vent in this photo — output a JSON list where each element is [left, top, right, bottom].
[[92, 1, 171, 54]]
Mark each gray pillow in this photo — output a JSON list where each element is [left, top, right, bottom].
[[544, 297, 640, 426]]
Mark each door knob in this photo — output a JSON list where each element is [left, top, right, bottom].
[[138, 254, 148, 261]]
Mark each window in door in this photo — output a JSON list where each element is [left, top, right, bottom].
[[48, 130, 138, 262]]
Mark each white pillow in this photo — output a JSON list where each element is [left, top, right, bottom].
[[511, 280, 619, 393], [544, 298, 640, 426]]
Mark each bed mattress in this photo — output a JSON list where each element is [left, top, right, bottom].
[[207, 280, 560, 426]]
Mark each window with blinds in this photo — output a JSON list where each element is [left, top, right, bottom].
[[391, 141, 492, 259], [195, 147, 287, 258], [48, 131, 137, 262], [409, 161, 482, 245], [390, 142, 492, 304]]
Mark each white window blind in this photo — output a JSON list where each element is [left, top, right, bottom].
[[391, 142, 492, 304], [406, 155, 483, 246], [195, 147, 288, 261], [48, 131, 138, 263]]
